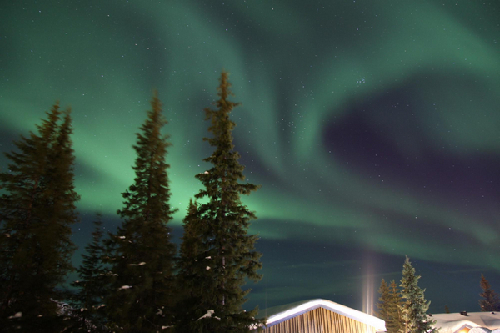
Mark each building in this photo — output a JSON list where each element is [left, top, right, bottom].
[[431, 311, 500, 333], [259, 299, 386, 333]]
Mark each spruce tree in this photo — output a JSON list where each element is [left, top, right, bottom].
[[479, 274, 499, 311], [176, 71, 262, 332], [104, 91, 176, 332], [175, 199, 216, 332], [377, 279, 391, 322], [377, 279, 402, 333], [71, 213, 109, 331], [387, 280, 402, 333], [399, 257, 437, 333], [0, 104, 80, 331]]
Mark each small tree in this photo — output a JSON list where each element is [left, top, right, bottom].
[[399, 257, 437, 333], [377, 279, 402, 333], [479, 274, 499, 311], [175, 199, 217, 332], [71, 213, 109, 331], [377, 279, 391, 321], [387, 280, 402, 333]]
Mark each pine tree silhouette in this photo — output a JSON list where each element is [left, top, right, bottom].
[[71, 213, 109, 331], [176, 72, 262, 332], [479, 274, 499, 312], [104, 91, 177, 332], [0, 104, 79, 331]]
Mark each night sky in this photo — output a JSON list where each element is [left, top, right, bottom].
[[1, 0, 499, 315]]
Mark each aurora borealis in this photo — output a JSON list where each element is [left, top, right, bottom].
[[1, 0, 499, 314]]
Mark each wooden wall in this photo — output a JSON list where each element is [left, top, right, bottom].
[[261, 307, 379, 333]]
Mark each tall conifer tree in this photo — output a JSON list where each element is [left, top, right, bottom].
[[479, 274, 499, 311], [0, 104, 79, 330], [176, 72, 262, 332], [104, 91, 176, 332], [398, 257, 437, 333]]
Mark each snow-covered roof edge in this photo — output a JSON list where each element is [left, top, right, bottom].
[[431, 312, 500, 333], [265, 299, 386, 331]]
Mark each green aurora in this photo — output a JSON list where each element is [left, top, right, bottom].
[[1, 0, 499, 312]]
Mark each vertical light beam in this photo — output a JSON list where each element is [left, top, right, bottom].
[[362, 254, 375, 317]]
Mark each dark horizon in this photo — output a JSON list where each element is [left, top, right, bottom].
[[70, 213, 499, 315]]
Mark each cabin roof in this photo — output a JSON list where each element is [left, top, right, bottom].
[[261, 299, 386, 331]]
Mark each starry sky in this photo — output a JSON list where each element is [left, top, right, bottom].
[[1, 0, 499, 315]]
